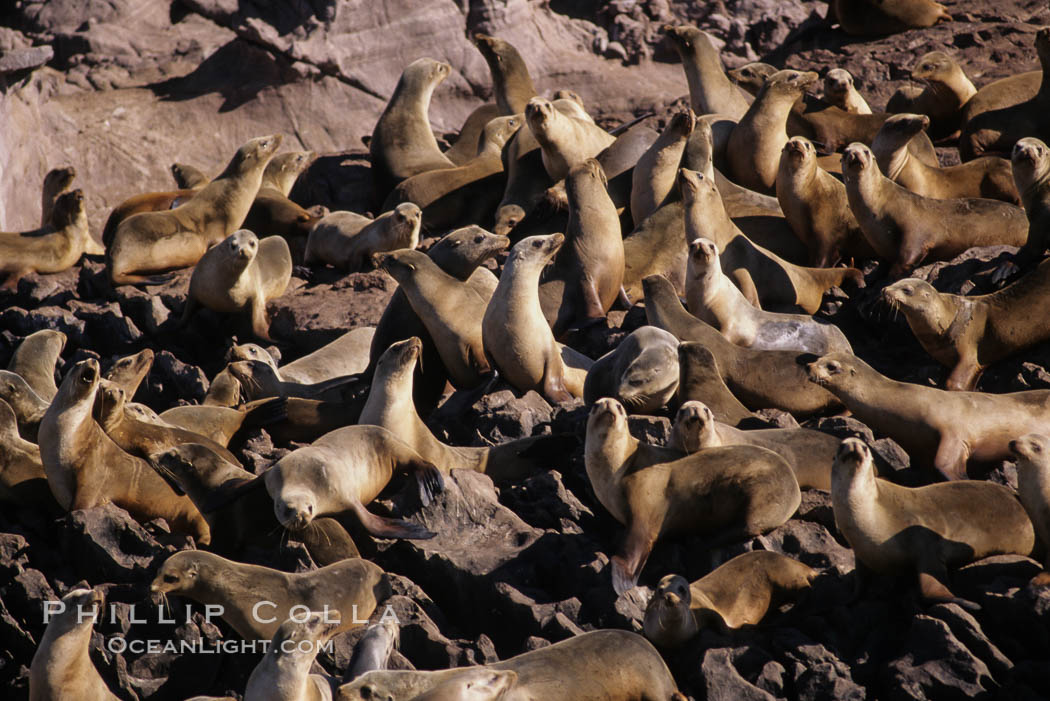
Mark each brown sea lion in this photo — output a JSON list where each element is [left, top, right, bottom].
[[305, 203, 422, 272], [830, 0, 950, 36], [40, 165, 76, 227], [583, 326, 679, 414], [101, 186, 199, 249], [1009, 433, 1050, 584], [887, 51, 977, 139], [474, 33, 537, 115], [102, 347, 154, 398], [7, 329, 65, 402], [0, 189, 91, 289], [171, 162, 209, 189], [158, 398, 286, 446], [961, 71, 1040, 126], [1001, 137, 1050, 276], [524, 97, 615, 182], [824, 69, 871, 114], [631, 109, 694, 225], [244, 613, 341, 701], [0, 399, 53, 508], [0, 370, 48, 441], [663, 24, 752, 120], [675, 343, 757, 426], [443, 103, 502, 167], [228, 360, 357, 402]]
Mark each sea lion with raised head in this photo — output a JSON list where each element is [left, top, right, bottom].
[[887, 51, 977, 139], [102, 347, 154, 398], [0, 399, 53, 508], [473, 33, 537, 115], [305, 203, 422, 273], [244, 612, 341, 701], [663, 25, 752, 120], [0, 189, 91, 290], [7, 329, 65, 402], [240, 150, 320, 246], [524, 97, 615, 182], [583, 326, 679, 414], [0, 370, 49, 441], [227, 360, 357, 402], [40, 165, 77, 227], [824, 69, 871, 114], [631, 109, 694, 225], [1009, 433, 1050, 585], [1000, 137, 1050, 276]]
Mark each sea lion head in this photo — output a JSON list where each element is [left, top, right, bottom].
[[1009, 433, 1050, 464], [92, 379, 126, 433], [841, 143, 874, 176], [223, 230, 259, 266], [493, 204, 526, 237], [262, 150, 317, 194], [643, 574, 697, 648], [405, 57, 451, 86], [806, 353, 856, 388], [781, 136, 815, 169], [228, 359, 280, 399], [524, 97, 556, 133], [0, 370, 46, 417], [882, 278, 938, 316], [376, 337, 423, 383], [687, 237, 719, 270], [44, 165, 76, 193], [151, 551, 205, 597], [473, 33, 516, 67], [433, 225, 510, 268], [569, 158, 608, 190], [51, 188, 86, 228], [616, 331, 679, 413], [269, 611, 343, 656], [586, 397, 628, 443], [509, 233, 564, 268], [833, 437, 872, 476], [728, 62, 777, 94], [553, 89, 584, 106], [911, 51, 953, 82], [229, 343, 277, 367], [235, 134, 284, 173], [51, 588, 104, 632], [390, 203, 423, 248], [105, 348, 155, 389], [677, 167, 717, 205], [373, 248, 428, 282], [1012, 138, 1050, 185], [666, 109, 696, 137], [483, 115, 522, 151], [266, 452, 326, 531], [823, 68, 855, 100], [663, 24, 704, 52], [765, 69, 819, 99], [65, 358, 101, 404], [881, 113, 930, 144], [672, 400, 714, 452]]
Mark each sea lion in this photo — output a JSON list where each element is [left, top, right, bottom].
[[1002, 137, 1050, 275], [7, 329, 65, 402], [369, 58, 455, 197], [685, 237, 852, 355], [39, 359, 209, 541], [883, 269, 1050, 391], [831, 437, 1034, 608], [0, 189, 90, 289], [830, 0, 950, 36], [841, 142, 1028, 277], [158, 398, 285, 446], [727, 62, 778, 97], [344, 620, 399, 682], [0, 399, 52, 507], [151, 550, 389, 641], [240, 151, 320, 245], [181, 229, 292, 341], [483, 234, 589, 402], [0, 370, 48, 441], [585, 398, 800, 593], [669, 400, 837, 490], [871, 114, 1018, 203], [961, 71, 1040, 126], [1009, 433, 1050, 584], [808, 353, 1050, 480], [228, 360, 356, 402], [824, 69, 871, 114], [280, 327, 375, 384], [631, 109, 694, 225], [305, 203, 422, 273], [108, 134, 282, 285], [100, 186, 199, 249], [681, 168, 861, 314], [40, 165, 76, 227], [474, 33, 537, 115], [29, 588, 118, 701], [102, 347, 154, 398], [776, 137, 871, 266], [264, 424, 443, 538], [443, 104, 502, 166], [244, 612, 341, 701], [410, 669, 518, 701], [644, 274, 840, 416], [663, 24, 752, 120], [338, 629, 685, 701], [171, 162, 209, 189], [675, 343, 757, 426], [643, 552, 817, 648], [583, 326, 679, 414], [524, 97, 615, 182], [887, 51, 977, 139]]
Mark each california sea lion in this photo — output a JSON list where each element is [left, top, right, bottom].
[[841, 142, 1028, 277], [808, 353, 1050, 480], [0, 189, 90, 289], [264, 424, 442, 539], [410, 669, 518, 701], [240, 150, 320, 246], [305, 203, 422, 273], [585, 398, 800, 593], [669, 400, 838, 490], [151, 550, 389, 640], [40, 165, 76, 227], [7, 329, 65, 401], [244, 612, 341, 701], [171, 162, 209, 189], [961, 70, 1040, 126], [663, 25, 752, 120], [824, 69, 871, 114], [228, 360, 356, 402], [0, 370, 48, 441], [831, 437, 1033, 609], [685, 237, 852, 355], [280, 326, 374, 384], [108, 134, 282, 285], [101, 185, 200, 249], [1009, 433, 1050, 584], [830, 0, 950, 36], [39, 359, 209, 542], [631, 109, 694, 225], [524, 97, 615, 182], [883, 270, 1050, 390], [0, 399, 53, 507], [369, 58, 455, 197], [583, 326, 679, 414], [1002, 137, 1050, 275], [102, 347, 154, 398], [871, 114, 1017, 202], [158, 398, 286, 446], [473, 33, 537, 115], [444, 104, 503, 167], [675, 343, 757, 426], [643, 552, 816, 648], [181, 229, 292, 342], [887, 51, 977, 139]]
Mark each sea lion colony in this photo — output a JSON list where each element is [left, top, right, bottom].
[[10, 5, 1050, 700]]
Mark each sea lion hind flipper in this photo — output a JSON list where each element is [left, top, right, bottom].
[[348, 501, 436, 540], [243, 397, 288, 427], [917, 570, 979, 611]]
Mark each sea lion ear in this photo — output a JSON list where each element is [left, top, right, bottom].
[[849, 367, 857, 376]]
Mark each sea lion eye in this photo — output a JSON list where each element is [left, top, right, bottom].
[[162, 574, 177, 584], [474, 235, 483, 243]]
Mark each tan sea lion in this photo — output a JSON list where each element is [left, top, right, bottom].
[[669, 400, 837, 490], [832, 437, 1034, 609], [40, 165, 76, 227], [29, 588, 118, 701], [883, 272, 1050, 390], [171, 162, 209, 189], [830, 0, 950, 36], [644, 274, 840, 416], [872, 114, 1018, 203], [0, 370, 48, 441], [808, 353, 1050, 480], [102, 347, 154, 398], [108, 134, 282, 285], [264, 424, 443, 539], [181, 229, 292, 341], [583, 326, 679, 414], [228, 360, 356, 402], [524, 97, 615, 182], [0, 189, 90, 289], [474, 33, 537, 115], [1009, 433, 1050, 584], [0, 399, 53, 507], [151, 550, 388, 641], [443, 104, 502, 167], [158, 398, 286, 446], [100, 186, 199, 249], [343, 620, 399, 682], [961, 71, 1040, 126], [887, 51, 977, 139], [1002, 137, 1050, 275], [244, 612, 340, 701], [675, 343, 757, 427], [841, 142, 1028, 277], [663, 25, 752, 120], [586, 398, 800, 593], [643, 552, 817, 648], [631, 109, 694, 225], [824, 69, 871, 114], [410, 669, 518, 701], [370, 58, 455, 197], [7, 329, 65, 401], [305, 204, 421, 273], [685, 237, 852, 355], [38, 359, 209, 541], [280, 327, 374, 384], [241, 151, 320, 246]]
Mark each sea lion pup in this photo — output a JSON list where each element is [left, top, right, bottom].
[[0, 398, 54, 508], [280, 327, 375, 384], [0, 188, 90, 289], [338, 629, 685, 701], [631, 109, 694, 225], [643, 552, 817, 648], [841, 143, 1028, 278], [29, 588, 118, 701], [158, 398, 286, 446], [681, 168, 861, 314], [776, 137, 871, 267], [583, 326, 679, 414], [829, 0, 950, 36], [244, 612, 340, 701], [40, 165, 76, 227], [823, 69, 871, 114], [171, 162, 209, 189], [669, 400, 837, 490], [685, 237, 852, 355], [808, 353, 1050, 480], [228, 360, 356, 402], [1009, 434, 1050, 585], [181, 229, 292, 341], [585, 398, 800, 593], [727, 69, 821, 195], [872, 114, 1018, 203], [39, 359, 210, 542], [108, 134, 282, 285], [663, 24, 752, 120], [151, 550, 388, 641], [305, 203, 422, 273], [265, 424, 443, 539], [676, 343, 757, 426], [883, 271, 1050, 391], [887, 51, 977, 139], [1003, 137, 1050, 276], [369, 57, 455, 197], [0, 370, 49, 441], [832, 437, 1034, 609], [483, 234, 587, 402], [524, 97, 615, 181], [7, 329, 65, 401], [374, 249, 494, 389], [644, 275, 840, 416], [102, 347, 154, 398], [343, 620, 399, 682], [241, 151, 320, 244], [153, 443, 360, 564]]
